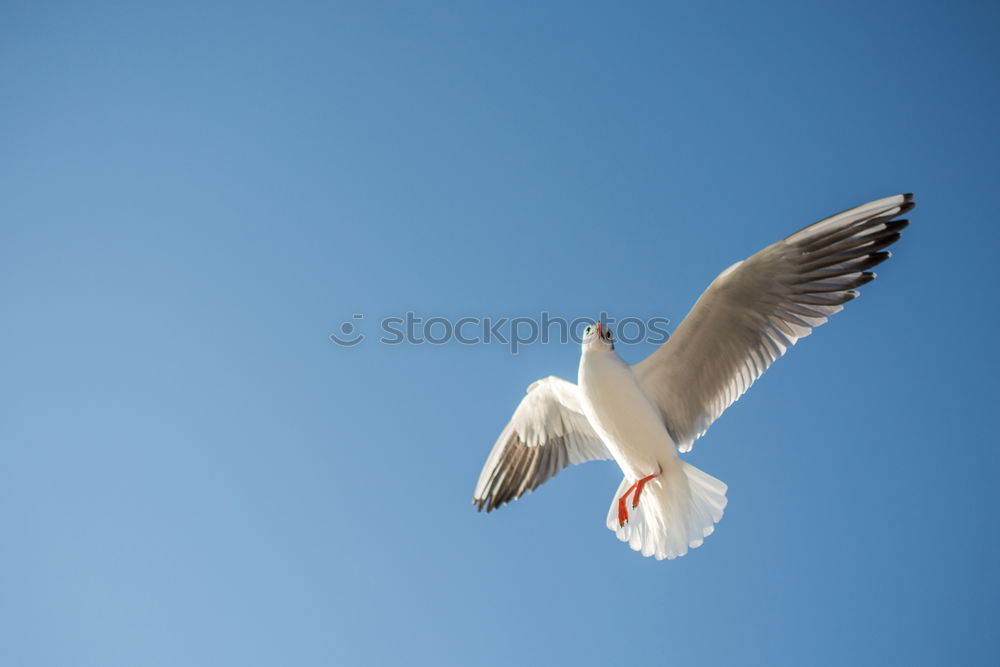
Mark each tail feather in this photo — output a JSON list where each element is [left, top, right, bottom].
[[606, 459, 727, 560]]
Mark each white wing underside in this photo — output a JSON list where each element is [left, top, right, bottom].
[[473, 376, 612, 512], [632, 193, 913, 452]]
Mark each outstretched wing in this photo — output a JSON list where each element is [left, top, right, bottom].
[[473, 376, 611, 512], [632, 193, 913, 452]]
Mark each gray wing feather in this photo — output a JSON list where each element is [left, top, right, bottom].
[[632, 194, 913, 452], [473, 376, 610, 512]]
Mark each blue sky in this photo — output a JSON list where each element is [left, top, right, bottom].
[[2, 1, 999, 665]]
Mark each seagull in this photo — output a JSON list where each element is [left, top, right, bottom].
[[472, 194, 913, 560]]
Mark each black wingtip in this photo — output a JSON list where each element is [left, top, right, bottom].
[[473, 497, 494, 512], [866, 250, 892, 269]]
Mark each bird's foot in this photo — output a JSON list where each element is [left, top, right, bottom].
[[616, 468, 661, 527], [617, 494, 630, 527], [631, 471, 659, 510]]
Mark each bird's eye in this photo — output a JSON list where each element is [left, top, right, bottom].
[[585, 326, 592, 335], [606, 329, 612, 340]]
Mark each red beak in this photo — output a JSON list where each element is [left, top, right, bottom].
[[595, 322, 602, 336]]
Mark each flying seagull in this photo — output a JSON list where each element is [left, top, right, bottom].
[[472, 194, 913, 560]]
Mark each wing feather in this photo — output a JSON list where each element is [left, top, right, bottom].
[[473, 376, 610, 512], [632, 194, 913, 451]]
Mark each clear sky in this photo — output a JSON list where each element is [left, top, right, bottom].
[[3, 1, 999, 665]]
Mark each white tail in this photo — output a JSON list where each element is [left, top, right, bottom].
[[606, 459, 727, 560]]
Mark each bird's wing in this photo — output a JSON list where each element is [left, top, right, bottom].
[[632, 193, 913, 452], [473, 376, 611, 512]]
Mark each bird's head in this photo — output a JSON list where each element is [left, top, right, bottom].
[[582, 321, 615, 353]]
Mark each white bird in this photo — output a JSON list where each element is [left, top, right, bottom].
[[473, 194, 913, 559]]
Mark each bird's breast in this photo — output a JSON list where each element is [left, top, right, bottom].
[[578, 352, 676, 477]]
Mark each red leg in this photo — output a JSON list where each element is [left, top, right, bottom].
[[630, 472, 659, 509], [616, 480, 640, 527], [617, 467, 664, 527], [617, 494, 629, 527]]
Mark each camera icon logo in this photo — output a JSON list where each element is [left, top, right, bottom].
[[330, 314, 365, 346]]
